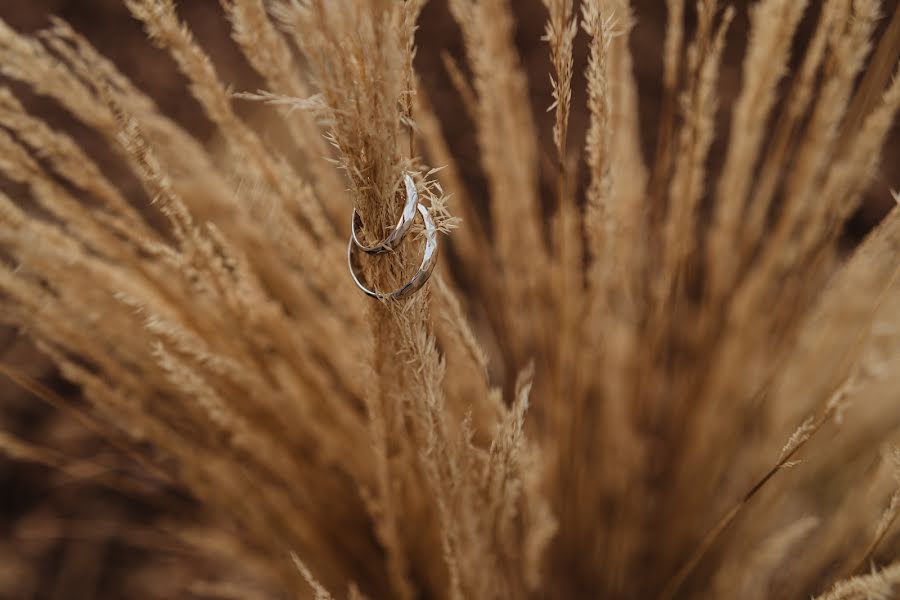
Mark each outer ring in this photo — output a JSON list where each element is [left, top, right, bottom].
[[350, 174, 419, 254], [348, 203, 438, 300]]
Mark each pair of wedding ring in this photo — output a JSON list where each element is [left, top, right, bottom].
[[347, 174, 438, 299]]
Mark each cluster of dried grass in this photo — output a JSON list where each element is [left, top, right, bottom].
[[0, 0, 899, 598]]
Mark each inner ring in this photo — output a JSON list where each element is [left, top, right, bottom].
[[348, 203, 439, 300], [350, 173, 419, 254]]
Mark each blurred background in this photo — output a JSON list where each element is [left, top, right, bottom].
[[0, 0, 897, 597]]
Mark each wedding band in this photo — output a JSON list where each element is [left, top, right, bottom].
[[351, 174, 419, 254], [348, 203, 438, 300]]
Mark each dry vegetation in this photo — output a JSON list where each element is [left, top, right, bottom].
[[0, 0, 899, 598]]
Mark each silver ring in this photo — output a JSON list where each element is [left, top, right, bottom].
[[351, 174, 418, 254], [348, 203, 438, 299]]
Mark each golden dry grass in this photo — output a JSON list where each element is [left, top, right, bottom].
[[0, 0, 899, 598]]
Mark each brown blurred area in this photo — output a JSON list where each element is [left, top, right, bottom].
[[0, 1, 897, 597]]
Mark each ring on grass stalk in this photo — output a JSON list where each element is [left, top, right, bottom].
[[350, 173, 419, 254], [348, 202, 438, 300]]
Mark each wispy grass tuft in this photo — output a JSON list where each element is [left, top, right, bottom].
[[0, 1, 899, 598]]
